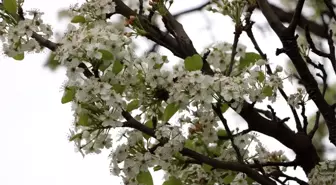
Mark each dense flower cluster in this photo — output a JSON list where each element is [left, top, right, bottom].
[[0, 9, 52, 57], [1, 0, 334, 184], [68, 0, 116, 20], [207, 0, 249, 23], [309, 160, 336, 185]]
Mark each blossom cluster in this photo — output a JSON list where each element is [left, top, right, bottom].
[[309, 160, 336, 185], [1, 0, 332, 184], [207, 0, 250, 23], [1, 10, 52, 57], [68, 0, 116, 20]]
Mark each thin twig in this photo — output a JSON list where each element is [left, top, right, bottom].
[[212, 103, 244, 163]]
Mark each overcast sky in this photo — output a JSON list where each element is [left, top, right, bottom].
[[0, 0, 334, 185]]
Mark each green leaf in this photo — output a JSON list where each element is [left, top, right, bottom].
[[99, 60, 112, 72], [113, 84, 125, 94], [163, 103, 179, 122], [161, 55, 168, 62], [220, 103, 229, 113], [112, 60, 123, 74], [262, 85, 273, 97], [257, 71, 265, 82], [71, 15, 86, 23], [143, 120, 153, 140], [223, 174, 236, 184], [78, 113, 89, 126], [126, 99, 139, 112], [246, 177, 255, 185], [153, 165, 162, 171], [69, 133, 82, 141], [184, 139, 195, 150], [61, 86, 76, 104], [217, 129, 227, 137], [3, 0, 17, 15], [202, 163, 213, 173], [99, 49, 114, 60], [239, 52, 262, 69], [162, 176, 183, 185], [184, 54, 203, 71], [153, 63, 164, 69], [13, 53, 24, 61], [136, 171, 153, 185], [44, 53, 60, 70]]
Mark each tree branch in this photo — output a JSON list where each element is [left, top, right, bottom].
[[121, 110, 276, 185], [256, 0, 336, 147]]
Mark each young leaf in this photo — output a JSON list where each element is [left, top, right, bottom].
[[262, 85, 273, 97], [112, 60, 123, 74], [44, 53, 60, 70], [136, 171, 154, 185], [239, 52, 262, 69], [99, 60, 112, 72], [184, 54, 203, 71], [163, 103, 179, 122], [223, 174, 236, 184], [61, 86, 76, 104], [184, 139, 195, 150], [220, 103, 229, 113], [13, 53, 24, 61], [99, 49, 114, 60], [69, 133, 82, 141], [217, 129, 227, 137], [153, 165, 162, 171], [257, 71, 265, 82], [71, 15, 86, 23], [3, 0, 17, 15], [126, 99, 139, 112], [202, 163, 213, 173], [162, 176, 183, 185], [113, 84, 125, 94], [78, 113, 89, 126], [143, 120, 153, 140]]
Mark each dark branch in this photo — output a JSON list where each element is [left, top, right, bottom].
[[121, 110, 276, 185]]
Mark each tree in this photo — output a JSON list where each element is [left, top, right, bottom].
[[1, 0, 336, 184]]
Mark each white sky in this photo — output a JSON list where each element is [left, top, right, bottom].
[[0, 0, 334, 185]]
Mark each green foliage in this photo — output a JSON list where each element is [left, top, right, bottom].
[[69, 133, 82, 141], [162, 176, 183, 185], [184, 139, 195, 150], [112, 60, 123, 74], [61, 86, 76, 104], [71, 15, 86, 23], [184, 54, 203, 71], [220, 103, 229, 113], [239, 52, 262, 69], [262, 85, 273, 97], [163, 103, 179, 122], [136, 171, 154, 185], [126, 99, 140, 112], [217, 129, 227, 137], [223, 174, 236, 184], [78, 113, 89, 126], [13, 53, 24, 60], [153, 165, 162, 171], [143, 120, 153, 140], [44, 53, 60, 70], [3, 0, 17, 15], [202, 163, 213, 173], [257, 71, 265, 82], [99, 49, 114, 60], [112, 84, 125, 94]]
